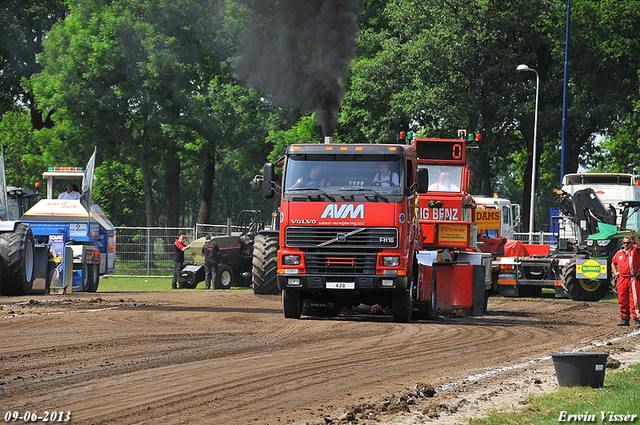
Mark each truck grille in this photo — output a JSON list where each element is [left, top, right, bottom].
[[285, 227, 398, 249], [304, 251, 378, 275]]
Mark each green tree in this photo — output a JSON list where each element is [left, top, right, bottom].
[[0, 0, 67, 125], [0, 108, 52, 190], [32, 0, 239, 227], [342, 0, 562, 230], [341, 0, 640, 231]]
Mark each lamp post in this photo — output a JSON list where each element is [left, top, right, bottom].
[[561, 0, 571, 183], [517, 64, 539, 244]]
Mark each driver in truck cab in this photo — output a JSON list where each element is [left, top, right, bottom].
[[291, 164, 326, 188], [371, 163, 399, 187], [429, 171, 459, 191]]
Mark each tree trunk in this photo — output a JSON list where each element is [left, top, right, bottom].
[[26, 92, 54, 130], [197, 151, 215, 224], [564, 135, 583, 176], [164, 145, 181, 227], [131, 124, 155, 227]]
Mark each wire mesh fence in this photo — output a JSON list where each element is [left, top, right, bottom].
[[115, 227, 558, 276], [114, 223, 243, 276]]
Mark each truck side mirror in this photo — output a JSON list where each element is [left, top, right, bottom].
[[263, 162, 275, 199], [417, 168, 429, 193]]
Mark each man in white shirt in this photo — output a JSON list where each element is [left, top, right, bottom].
[[372, 163, 400, 187], [429, 172, 460, 191], [58, 181, 82, 200]]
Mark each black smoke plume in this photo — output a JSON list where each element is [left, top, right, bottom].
[[233, 0, 359, 137]]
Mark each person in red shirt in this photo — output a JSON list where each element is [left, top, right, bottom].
[[611, 229, 640, 327], [172, 235, 191, 289]]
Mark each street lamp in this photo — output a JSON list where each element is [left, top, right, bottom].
[[517, 64, 539, 244]]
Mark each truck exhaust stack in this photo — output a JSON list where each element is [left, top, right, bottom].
[[324, 136, 333, 144]]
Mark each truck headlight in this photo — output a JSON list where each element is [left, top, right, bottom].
[[382, 256, 400, 267], [283, 255, 301, 265]]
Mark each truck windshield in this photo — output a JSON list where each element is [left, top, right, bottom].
[[283, 156, 404, 197], [419, 164, 463, 192]]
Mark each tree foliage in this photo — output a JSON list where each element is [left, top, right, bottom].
[[0, 0, 67, 125]]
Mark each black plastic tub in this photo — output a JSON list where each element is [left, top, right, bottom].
[[551, 352, 609, 388]]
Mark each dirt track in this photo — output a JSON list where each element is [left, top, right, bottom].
[[1, 290, 639, 425]]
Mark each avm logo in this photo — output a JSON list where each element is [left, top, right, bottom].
[[320, 204, 365, 219]]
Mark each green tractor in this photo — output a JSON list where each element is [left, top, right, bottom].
[[189, 210, 264, 289]]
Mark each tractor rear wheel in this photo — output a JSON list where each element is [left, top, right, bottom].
[[562, 257, 609, 301], [252, 234, 279, 294], [0, 224, 35, 296]]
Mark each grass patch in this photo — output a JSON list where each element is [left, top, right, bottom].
[[470, 364, 640, 424], [97, 276, 252, 292]]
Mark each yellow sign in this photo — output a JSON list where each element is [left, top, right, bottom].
[[437, 223, 470, 247], [474, 209, 501, 232], [576, 259, 608, 279]]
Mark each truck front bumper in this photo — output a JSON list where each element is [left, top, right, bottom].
[[277, 274, 409, 292]]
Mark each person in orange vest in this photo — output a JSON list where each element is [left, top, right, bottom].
[[611, 229, 640, 327]]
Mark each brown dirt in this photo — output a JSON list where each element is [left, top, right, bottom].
[[1, 291, 639, 425]]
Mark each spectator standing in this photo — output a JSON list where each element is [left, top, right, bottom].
[[201, 234, 220, 289], [611, 228, 640, 327], [172, 235, 190, 289]]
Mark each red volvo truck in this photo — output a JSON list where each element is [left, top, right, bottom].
[[412, 133, 491, 316], [258, 142, 428, 322]]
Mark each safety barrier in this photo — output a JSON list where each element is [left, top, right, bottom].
[[114, 224, 231, 276]]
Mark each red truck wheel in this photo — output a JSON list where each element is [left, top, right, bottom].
[[392, 290, 411, 323]]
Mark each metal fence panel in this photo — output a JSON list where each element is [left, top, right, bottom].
[[114, 227, 196, 276], [114, 224, 245, 276]]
